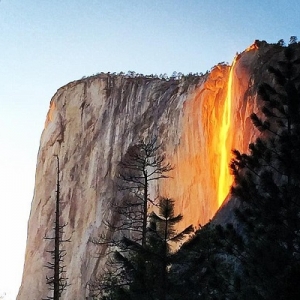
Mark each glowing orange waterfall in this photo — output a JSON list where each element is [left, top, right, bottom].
[[217, 57, 237, 206], [157, 48, 257, 227]]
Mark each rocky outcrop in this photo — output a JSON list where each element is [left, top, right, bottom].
[[18, 43, 272, 299]]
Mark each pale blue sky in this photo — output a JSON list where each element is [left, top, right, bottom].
[[1, 1, 299, 298]]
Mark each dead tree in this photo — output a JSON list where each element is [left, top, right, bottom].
[[43, 155, 70, 300], [116, 137, 173, 247], [88, 137, 172, 298]]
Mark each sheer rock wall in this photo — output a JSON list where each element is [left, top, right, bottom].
[[18, 47, 261, 299]]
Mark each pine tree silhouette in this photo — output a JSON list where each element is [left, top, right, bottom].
[[222, 43, 300, 299]]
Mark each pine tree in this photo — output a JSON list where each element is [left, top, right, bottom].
[[116, 137, 172, 247], [148, 198, 193, 300], [99, 198, 193, 300], [89, 138, 172, 298], [222, 43, 300, 299], [170, 222, 235, 300]]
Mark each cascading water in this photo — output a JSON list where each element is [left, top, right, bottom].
[[217, 57, 236, 206]]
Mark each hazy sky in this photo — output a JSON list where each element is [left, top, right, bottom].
[[1, 1, 300, 298]]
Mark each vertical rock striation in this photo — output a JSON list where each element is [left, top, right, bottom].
[[18, 43, 270, 299]]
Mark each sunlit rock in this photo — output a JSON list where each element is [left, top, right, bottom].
[[18, 43, 272, 299]]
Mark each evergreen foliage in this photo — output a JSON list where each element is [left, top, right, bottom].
[[96, 198, 192, 300], [148, 198, 193, 300], [170, 223, 234, 300], [89, 138, 174, 298], [116, 137, 173, 247], [218, 44, 300, 299]]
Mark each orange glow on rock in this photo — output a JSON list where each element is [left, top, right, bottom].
[[159, 53, 257, 227], [44, 100, 56, 128], [155, 47, 258, 227], [245, 42, 259, 52], [217, 57, 236, 206], [160, 65, 230, 228]]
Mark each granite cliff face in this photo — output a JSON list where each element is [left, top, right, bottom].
[[18, 43, 272, 299]]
